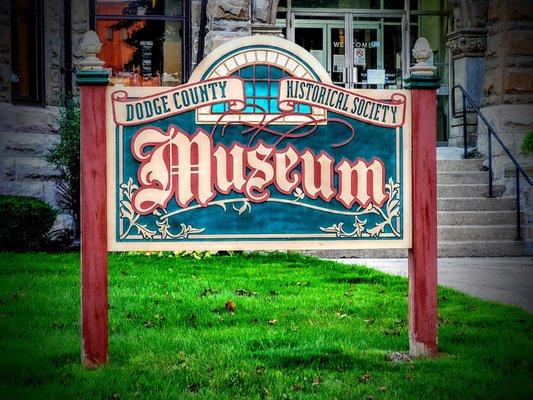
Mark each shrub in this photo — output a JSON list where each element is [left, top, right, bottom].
[[522, 131, 533, 154], [45, 96, 80, 240], [0, 195, 57, 251]]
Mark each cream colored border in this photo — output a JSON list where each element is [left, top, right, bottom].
[[106, 88, 412, 251]]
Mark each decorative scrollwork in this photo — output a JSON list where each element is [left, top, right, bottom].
[[119, 178, 205, 240], [319, 177, 401, 238]]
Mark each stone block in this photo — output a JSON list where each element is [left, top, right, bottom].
[[192, 0, 202, 25], [50, 212, 76, 238], [0, 103, 60, 133], [15, 157, 60, 180], [485, 31, 504, 63], [204, 31, 248, 54], [504, 69, 533, 94], [252, 0, 270, 23], [211, 20, 251, 32], [483, 66, 502, 98], [487, 0, 503, 25], [0, 132, 59, 157], [43, 181, 60, 207], [508, 31, 533, 56], [508, 0, 533, 21], [2, 157, 14, 181], [71, 0, 89, 34], [0, 181, 44, 199], [207, 0, 251, 21]]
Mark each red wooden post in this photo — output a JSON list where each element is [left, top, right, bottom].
[[405, 38, 441, 358], [77, 31, 110, 367]]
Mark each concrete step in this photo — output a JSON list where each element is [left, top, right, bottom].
[[437, 158, 484, 172], [437, 171, 488, 184], [438, 197, 516, 211], [438, 240, 526, 257], [438, 225, 523, 241], [313, 240, 526, 258], [437, 184, 505, 198], [438, 210, 525, 226]]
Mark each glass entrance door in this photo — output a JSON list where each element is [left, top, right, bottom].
[[350, 22, 383, 88], [293, 18, 345, 86], [290, 15, 403, 90]]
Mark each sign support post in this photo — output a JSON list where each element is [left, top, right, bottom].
[[404, 38, 441, 357], [76, 31, 110, 367]]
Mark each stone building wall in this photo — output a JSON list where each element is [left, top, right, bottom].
[[202, 0, 280, 57], [204, 0, 252, 55], [446, 0, 488, 149], [71, 0, 90, 90], [0, 0, 73, 234], [44, 0, 63, 106], [476, 0, 533, 187], [476, 0, 533, 251]]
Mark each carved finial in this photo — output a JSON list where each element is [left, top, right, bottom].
[[410, 37, 437, 76], [79, 31, 105, 71]]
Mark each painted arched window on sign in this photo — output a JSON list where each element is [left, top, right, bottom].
[[212, 65, 311, 115], [194, 48, 327, 125]]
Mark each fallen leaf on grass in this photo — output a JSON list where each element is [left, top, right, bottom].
[[379, 386, 388, 392], [359, 372, 372, 383], [225, 300, 236, 312], [234, 288, 258, 297], [335, 310, 348, 319], [312, 376, 321, 386], [199, 288, 219, 297]]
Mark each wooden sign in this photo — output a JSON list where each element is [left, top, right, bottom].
[[106, 36, 412, 251], [78, 32, 439, 367]]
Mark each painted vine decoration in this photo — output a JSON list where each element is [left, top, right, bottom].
[[119, 178, 205, 240], [119, 177, 400, 240], [319, 178, 401, 238]]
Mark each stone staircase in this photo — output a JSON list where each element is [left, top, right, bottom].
[[436, 158, 524, 257], [311, 157, 526, 258]]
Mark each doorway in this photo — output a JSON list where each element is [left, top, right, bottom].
[[286, 12, 405, 90]]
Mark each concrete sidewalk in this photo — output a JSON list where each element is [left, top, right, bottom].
[[334, 257, 533, 313]]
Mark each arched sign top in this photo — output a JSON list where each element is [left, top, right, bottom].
[[191, 36, 331, 125], [189, 35, 332, 84]]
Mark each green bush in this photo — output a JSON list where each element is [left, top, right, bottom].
[[45, 96, 80, 239], [0, 195, 57, 251], [522, 131, 533, 154]]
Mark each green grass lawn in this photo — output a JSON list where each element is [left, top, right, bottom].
[[0, 252, 531, 399]]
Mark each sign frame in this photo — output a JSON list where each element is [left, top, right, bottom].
[[105, 35, 412, 251]]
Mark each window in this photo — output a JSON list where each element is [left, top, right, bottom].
[[93, 0, 189, 86], [212, 65, 311, 115], [11, 0, 44, 104]]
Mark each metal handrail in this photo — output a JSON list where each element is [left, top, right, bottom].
[[451, 84, 532, 240]]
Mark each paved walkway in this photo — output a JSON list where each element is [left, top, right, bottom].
[[334, 257, 533, 313]]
